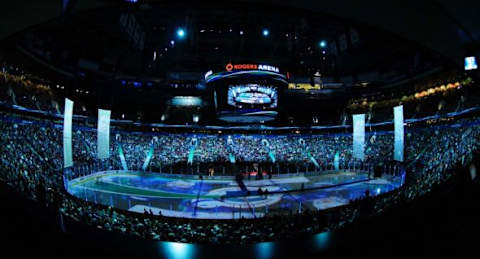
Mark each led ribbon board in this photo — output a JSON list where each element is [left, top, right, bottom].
[[170, 96, 202, 107]]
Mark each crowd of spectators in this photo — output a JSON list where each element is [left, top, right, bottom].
[[64, 127, 395, 175], [0, 64, 61, 113], [1, 109, 480, 244], [346, 72, 477, 123], [0, 64, 95, 117]]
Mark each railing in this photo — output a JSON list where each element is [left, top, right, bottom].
[[63, 158, 405, 188]]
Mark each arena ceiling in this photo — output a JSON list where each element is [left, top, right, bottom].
[[1, 0, 479, 72], [0, 0, 478, 126]]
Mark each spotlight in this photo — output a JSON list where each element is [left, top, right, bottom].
[[319, 40, 327, 48], [170, 40, 175, 46], [239, 30, 244, 35], [262, 29, 269, 37], [176, 28, 186, 38]]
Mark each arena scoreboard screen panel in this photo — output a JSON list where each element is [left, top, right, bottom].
[[227, 85, 278, 108], [206, 64, 287, 123], [465, 56, 478, 71]]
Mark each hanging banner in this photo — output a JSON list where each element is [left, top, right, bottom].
[[97, 109, 111, 159], [394, 105, 404, 162], [353, 114, 365, 160], [63, 98, 74, 168]]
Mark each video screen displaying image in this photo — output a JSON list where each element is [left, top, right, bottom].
[[227, 84, 278, 108], [465, 56, 478, 71]]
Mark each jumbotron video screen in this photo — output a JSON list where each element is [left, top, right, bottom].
[[227, 84, 278, 109], [206, 66, 287, 123]]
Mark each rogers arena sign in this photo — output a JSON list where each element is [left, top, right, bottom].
[[225, 63, 280, 73]]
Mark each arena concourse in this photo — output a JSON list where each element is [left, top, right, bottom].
[[1, 1, 480, 258]]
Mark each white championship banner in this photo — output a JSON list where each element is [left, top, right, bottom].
[[97, 109, 111, 159], [63, 98, 74, 168], [394, 105, 404, 162], [353, 114, 365, 161]]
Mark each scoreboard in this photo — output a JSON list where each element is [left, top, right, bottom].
[[228, 85, 278, 108], [206, 64, 287, 123]]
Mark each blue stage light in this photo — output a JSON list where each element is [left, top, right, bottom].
[[319, 40, 327, 48], [262, 29, 269, 37], [160, 242, 195, 259], [176, 28, 186, 38]]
